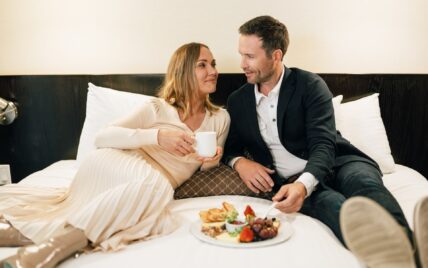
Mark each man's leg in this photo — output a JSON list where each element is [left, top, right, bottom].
[[336, 161, 417, 268], [333, 161, 412, 241], [300, 187, 347, 244]]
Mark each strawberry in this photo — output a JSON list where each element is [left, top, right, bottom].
[[244, 205, 255, 217], [239, 226, 254, 242]]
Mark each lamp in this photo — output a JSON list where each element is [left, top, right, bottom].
[[0, 97, 18, 125]]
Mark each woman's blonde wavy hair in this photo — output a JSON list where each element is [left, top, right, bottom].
[[158, 42, 220, 119]]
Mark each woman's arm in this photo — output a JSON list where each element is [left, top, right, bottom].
[[95, 101, 158, 149]]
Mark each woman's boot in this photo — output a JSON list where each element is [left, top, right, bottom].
[[2, 228, 88, 268], [0, 221, 33, 247]]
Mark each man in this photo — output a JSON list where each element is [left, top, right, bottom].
[[223, 15, 427, 268]]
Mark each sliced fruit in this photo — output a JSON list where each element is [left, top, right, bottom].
[[239, 226, 254, 242], [244, 205, 256, 217]]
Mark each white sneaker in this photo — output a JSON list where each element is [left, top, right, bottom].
[[340, 197, 415, 268], [414, 196, 428, 268]]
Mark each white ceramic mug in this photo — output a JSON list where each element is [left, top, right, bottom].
[[0, 164, 11, 185], [195, 131, 217, 157]]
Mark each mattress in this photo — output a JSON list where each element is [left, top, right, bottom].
[[1, 161, 428, 267]]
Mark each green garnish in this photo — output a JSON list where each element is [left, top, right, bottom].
[[226, 209, 238, 222], [228, 226, 243, 237]]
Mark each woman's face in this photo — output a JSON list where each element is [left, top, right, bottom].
[[195, 46, 218, 97]]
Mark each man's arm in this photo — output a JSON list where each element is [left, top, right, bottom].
[[296, 172, 318, 197], [274, 75, 336, 213], [302, 76, 336, 182], [222, 92, 275, 193]]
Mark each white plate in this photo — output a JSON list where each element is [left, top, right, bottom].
[[190, 215, 293, 248]]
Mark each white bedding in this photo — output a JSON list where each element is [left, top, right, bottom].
[[1, 161, 428, 268]]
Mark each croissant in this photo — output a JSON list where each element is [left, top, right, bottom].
[[222, 202, 236, 212], [199, 208, 227, 223]]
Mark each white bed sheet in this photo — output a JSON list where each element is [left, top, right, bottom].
[[1, 161, 427, 267]]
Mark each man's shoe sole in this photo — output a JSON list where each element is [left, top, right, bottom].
[[340, 197, 415, 268]]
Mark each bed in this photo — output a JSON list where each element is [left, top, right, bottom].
[[1, 74, 428, 267], [1, 161, 428, 267]]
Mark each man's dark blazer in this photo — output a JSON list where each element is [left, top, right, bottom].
[[223, 67, 379, 187]]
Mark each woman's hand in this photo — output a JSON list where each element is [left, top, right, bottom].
[[158, 129, 195, 156], [197, 146, 223, 163]]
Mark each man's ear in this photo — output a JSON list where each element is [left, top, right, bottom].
[[273, 49, 283, 62]]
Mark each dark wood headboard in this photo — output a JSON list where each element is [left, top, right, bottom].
[[1, 73, 427, 182]]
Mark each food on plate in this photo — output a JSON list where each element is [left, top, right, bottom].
[[239, 226, 254, 242], [199, 202, 281, 244], [199, 202, 237, 223], [199, 202, 238, 237], [225, 218, 247, 233], [244, 205, 255, 218], [199, 208, 226, 223], [201, 221, 225, 238], [215, 232, 240, 243], [222, 202, 236, 213], [224, 202, 238, 222], [248, 217, 280, 241]]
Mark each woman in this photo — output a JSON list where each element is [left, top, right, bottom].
[[0, 42, 230, 267]]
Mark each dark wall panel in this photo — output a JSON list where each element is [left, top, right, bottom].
[[0, 73, 427, 182]]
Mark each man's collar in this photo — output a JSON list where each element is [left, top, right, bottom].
[[254, 65, 285, 106]]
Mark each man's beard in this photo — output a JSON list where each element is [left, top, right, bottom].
[[247, 68, 275, 85]]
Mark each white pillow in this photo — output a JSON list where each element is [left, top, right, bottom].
[[335, 93, 395, 174], [332, 95, 343, 128], [76, 83, 155, 162]]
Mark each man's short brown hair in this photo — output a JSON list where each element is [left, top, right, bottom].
[[239, 15, 289, 59]]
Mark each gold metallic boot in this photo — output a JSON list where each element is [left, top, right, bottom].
[[2, 228, 88, 268], [0, 221, 33, 247]]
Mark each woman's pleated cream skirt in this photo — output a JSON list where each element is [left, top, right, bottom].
[[0, 148, 178, 251]]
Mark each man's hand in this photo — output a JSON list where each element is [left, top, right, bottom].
[[272, 182, 307, 213], [158, 129, 195, 156], [234, 158, 275, 193]]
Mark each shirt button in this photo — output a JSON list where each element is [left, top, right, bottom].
[[270, 105, 274, 108], [273, 118, 276, 122]]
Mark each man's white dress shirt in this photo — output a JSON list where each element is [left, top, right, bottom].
[[230, 67, 319, 197]]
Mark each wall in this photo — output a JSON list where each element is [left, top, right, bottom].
[[1, 0, 427, 74]]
